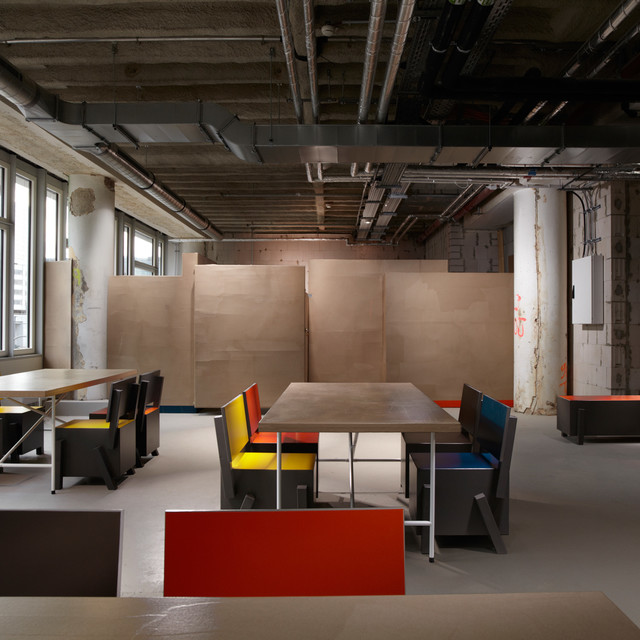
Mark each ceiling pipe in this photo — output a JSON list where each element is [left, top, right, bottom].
[[420, 0, 467, 100], [525, 0, 640, 124], [376, 0, 416, 123], [440, 0, 496, 88], [357, 0, 388, 124], [302, 0, 320, 123], [275, 0, 304, 124], [0, 56, 57, 120], [92, 144, 223, 240], [352, 0, 388, 189]]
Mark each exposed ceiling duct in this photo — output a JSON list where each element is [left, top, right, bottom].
[[275, 0, 304, 124], [0, 56, 222, 239]]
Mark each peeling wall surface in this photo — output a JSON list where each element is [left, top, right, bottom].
[[571, 182, 640, 394], [68, 174, 115, 400]]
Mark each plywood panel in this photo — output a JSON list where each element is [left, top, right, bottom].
[[385, 272, 514, 401], [107, 255, 196, 406], [194, 265, 305, 408], [44, 260, 72, 368], [308, 261, 385, 382]]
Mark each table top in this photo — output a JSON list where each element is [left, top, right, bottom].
[[0, 592, 637, 640], [259, 382, 460, 433], [0, 368, 137, 397]]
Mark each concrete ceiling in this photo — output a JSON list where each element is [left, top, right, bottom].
[[1, 0, 640, 243]]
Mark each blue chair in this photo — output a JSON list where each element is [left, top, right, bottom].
[[409, 395, 517, 554]]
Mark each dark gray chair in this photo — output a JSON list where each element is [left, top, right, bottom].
[[0, 509, 122, 596], [402, 383, 482, 497], [55, 382, 139, 490], [136, 370, 163, 464], [409, 395, 517, 554]]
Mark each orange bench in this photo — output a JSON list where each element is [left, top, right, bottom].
[[164, 508, 405, 597]]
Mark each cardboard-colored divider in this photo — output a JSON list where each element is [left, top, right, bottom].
[[44, 260, 72, 368], [194, 265, 306, 407], [164, 509, 406, 597], [308, 260, 387, 382], [107, 254, 202, 406], [385, 272, 514, 401]]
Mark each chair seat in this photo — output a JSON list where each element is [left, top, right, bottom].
[[403, 430, 471, 446], [59, 418, 134, 430], [410, 451, 495, 470], [232, 451, 316, 471], [251, 431, 319, 445], [0, 406, 33, 415]]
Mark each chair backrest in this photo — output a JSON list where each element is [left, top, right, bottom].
[[164, 509, 406, 597], [139, 370, 163, 407], [475, 395, 517, 499], [0, 509, 122, 596], [458, 383, 483, 441], [105, 375, 138, 418], [243, 382, 261, 437], [475, 394, 510, 461], [214, 394, 250, 502], [107, 381, 140, 449]]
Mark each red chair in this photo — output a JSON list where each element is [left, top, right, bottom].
[[243, 382, 320, 493]]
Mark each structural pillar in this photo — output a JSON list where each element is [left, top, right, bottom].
[[513, 187, 567, 414], [68, 174, 116, 399]]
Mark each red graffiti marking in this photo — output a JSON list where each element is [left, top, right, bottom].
[[514, 294, 527, 337], [559, 362, 568, 393]]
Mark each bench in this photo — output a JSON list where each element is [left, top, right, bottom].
[[557, 395, 640, 444], [164, 508, 406, 597]]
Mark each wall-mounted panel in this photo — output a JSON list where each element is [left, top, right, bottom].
[[194, 265, 306, 408]]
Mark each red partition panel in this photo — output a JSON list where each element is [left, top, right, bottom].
[[164, 509, 405, 597]]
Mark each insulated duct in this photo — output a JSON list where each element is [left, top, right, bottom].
[[92, 144, 223, 240], [303, 0, 320, 123]]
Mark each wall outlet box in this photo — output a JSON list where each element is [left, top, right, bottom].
[[572, 255, 604, 324]]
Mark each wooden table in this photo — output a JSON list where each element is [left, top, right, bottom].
[[0, 592, 638, 639], [0, 368, 136, 493], [259, 382, 460, 560]]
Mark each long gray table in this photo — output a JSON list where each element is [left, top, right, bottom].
[[259, 382, 460, 561], [0, 368, 136, 492], [0, 592, 638, 639]]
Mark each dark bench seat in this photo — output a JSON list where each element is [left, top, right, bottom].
[[557, 395, 640, 444]]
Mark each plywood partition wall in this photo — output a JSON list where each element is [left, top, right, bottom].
[[385, 272, 514, 401], [107, 254, 205, 406], [194, 265, 306, 408], [308, 260, 448, 383], [44, 260, 72, 368]]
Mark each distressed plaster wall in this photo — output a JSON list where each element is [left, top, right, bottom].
[[570, 182, 639, 395]]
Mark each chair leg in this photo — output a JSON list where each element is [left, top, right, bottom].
[[474, 493, 507, 554], [297, 484, 308, 509], [54, 438, 63, 490], [315, 458, 319, 498], [240, 494, 255, 509], [94, 446, 118, 490]]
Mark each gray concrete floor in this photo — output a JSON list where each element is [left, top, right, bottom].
[[1, 410, 639, 627]]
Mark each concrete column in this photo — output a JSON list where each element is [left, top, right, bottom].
[[513, 187, 567, 414], [68, 175, 116, 399]]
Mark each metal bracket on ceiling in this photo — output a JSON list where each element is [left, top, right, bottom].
[[429, 125, 443, 165]]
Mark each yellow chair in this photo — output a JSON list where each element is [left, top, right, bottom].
[[214, 393, 315, 509]]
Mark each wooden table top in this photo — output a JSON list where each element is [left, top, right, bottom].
[[0, 592, 637, 640], [259, 382, 460, 433], [0, 368, 137, 397]]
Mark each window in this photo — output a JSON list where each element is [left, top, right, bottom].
[[13, 174, 33, 351], [116, 212, 166, 276], [45, 187, 61, 261]]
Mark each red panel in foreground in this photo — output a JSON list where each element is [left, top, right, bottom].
[[164, 509, 405, 597]]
